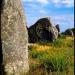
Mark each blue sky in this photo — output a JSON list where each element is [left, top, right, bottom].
[[22, 0, 74, 32]]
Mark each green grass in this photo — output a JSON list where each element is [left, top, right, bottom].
[[28, 36, 74, 75]]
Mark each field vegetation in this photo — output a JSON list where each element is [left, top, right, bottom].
[[27, 35, 74, 75]]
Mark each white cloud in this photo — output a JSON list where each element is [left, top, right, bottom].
[[22, 0, 74, 7], [36, 0, 49, 4], [51, 0, 74, 7], [51, 14, 74, 24], [62, 0, 74, 7], [22, 0, 49, 5], [22, 0, 33, 2], [39, 10, 46, 14]]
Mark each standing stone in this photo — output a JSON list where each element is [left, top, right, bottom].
[[55, 24, 61, 37], [55, 24, 60, 32], [28, 17, 52, 43], [28, 17, 58, 43], [1, 0, 29, 75]]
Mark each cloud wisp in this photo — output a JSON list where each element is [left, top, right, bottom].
[[22, 0, 74, 7]]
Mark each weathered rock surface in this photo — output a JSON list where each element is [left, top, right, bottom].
[[28, 17, 58, 43], [70, 28, 74, 36], [63, 29, 74, 36], [49, 26, 58, 41], [55, 24, 61, 37], [1, 0, 29, 75]]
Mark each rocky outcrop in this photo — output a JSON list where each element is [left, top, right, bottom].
[[1, 0, 29, 75], [64, 29, 74, 36], [28, 17, 58, 43]]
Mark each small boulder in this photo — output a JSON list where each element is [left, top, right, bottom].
[[64, 29, 74, 36]]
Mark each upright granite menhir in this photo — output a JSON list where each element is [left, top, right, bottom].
[[1, 0, 29, 75]]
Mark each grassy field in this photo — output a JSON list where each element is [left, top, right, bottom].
[[28, 36, 74, 75]]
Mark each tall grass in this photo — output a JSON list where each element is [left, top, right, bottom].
[[28, 36, 74, 75]]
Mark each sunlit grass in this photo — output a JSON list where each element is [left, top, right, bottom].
[[28, 36, 74, 75]]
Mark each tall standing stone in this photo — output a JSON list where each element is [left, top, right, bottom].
[[55, 24, 61, 37], [28, 17, 58, 43], [1, 0, 29, 75]]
